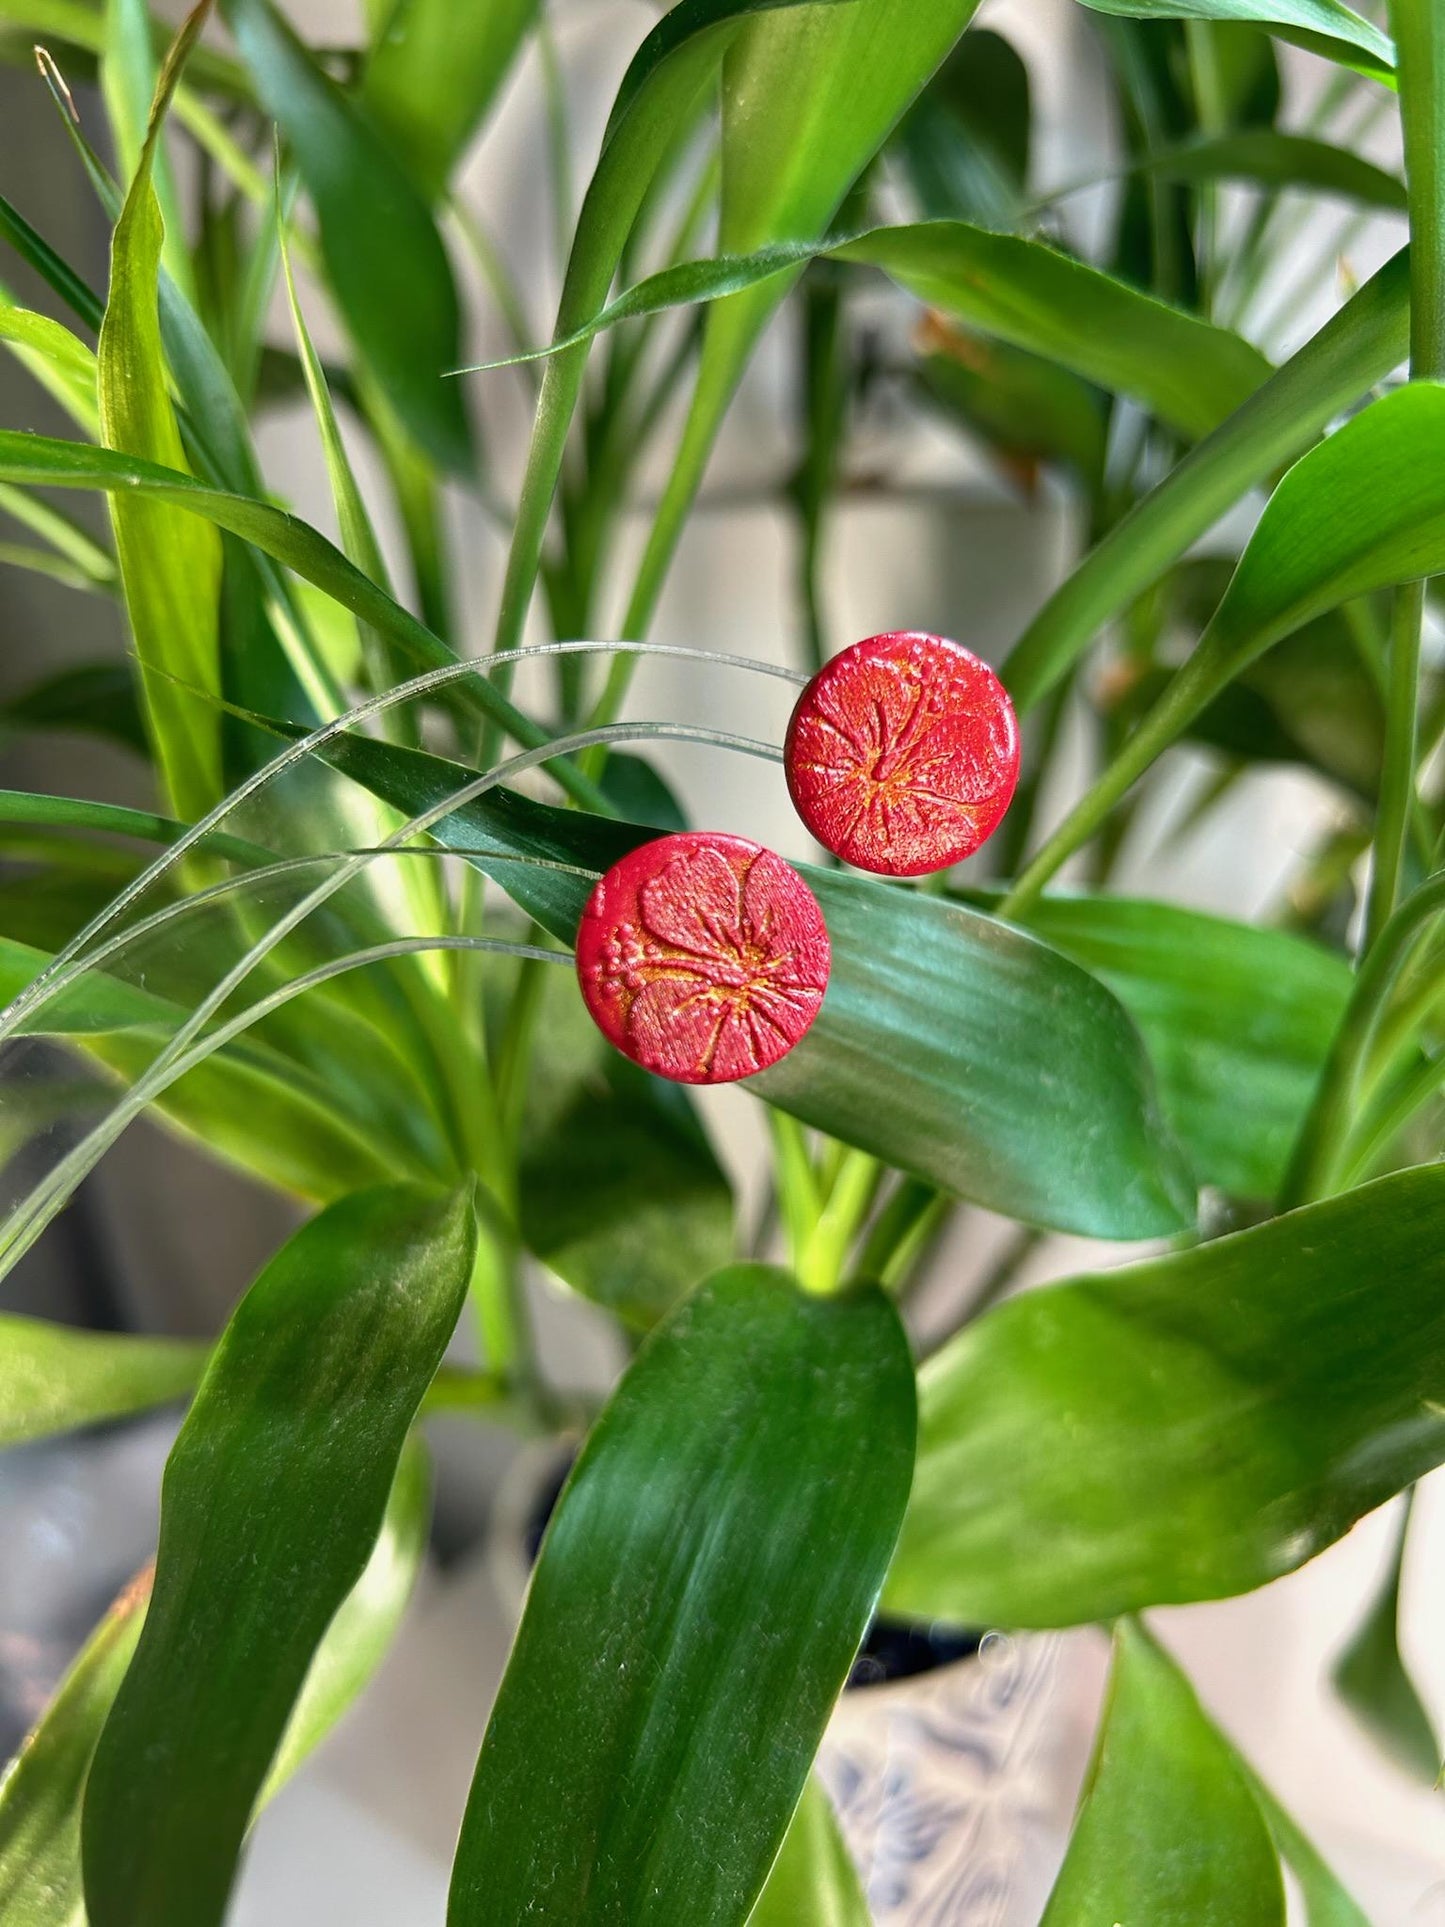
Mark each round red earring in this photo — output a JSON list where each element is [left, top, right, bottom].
[[784, 631, 1020, 877], [575, 831, 830, 1085]]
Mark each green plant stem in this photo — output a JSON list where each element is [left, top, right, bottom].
[[796, 1149, 882, 1296], [768, 1112, 822, 1272], [1280, 869, 1445, 1207], [1368, 0, 1445, 950]]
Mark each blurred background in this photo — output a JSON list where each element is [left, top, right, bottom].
[[2, 0, 1443, 1919]]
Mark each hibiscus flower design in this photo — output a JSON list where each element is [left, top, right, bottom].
[[786, 632, 1020, 876], [576, 833, 830, 1084]]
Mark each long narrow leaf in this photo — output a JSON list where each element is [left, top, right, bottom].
[[97, 4, 222, 818], [81, 1183, 475, 1927], [448, 1263, 915, 1926], [220, 0, 472, 473]]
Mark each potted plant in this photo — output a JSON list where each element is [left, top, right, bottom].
[[0, 0, 1440, 1920]]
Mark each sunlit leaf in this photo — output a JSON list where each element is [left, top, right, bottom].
[[0, 295, 99, 435], [448, 1264, 915, 1926], [886, 1166, 1445, 1626], [97, 5, 223, 819], [1040, 1621, 1284, 1926], [81, 1183, 475, 1927]]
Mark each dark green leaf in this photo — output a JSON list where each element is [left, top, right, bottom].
[[1143, 130, 1406, 209], [917, 329, 1107, 490], [307, 729, 1196, 1240], [0, 188, 105, 332], [1075, 0, 1394, 82], [81, 1183, 475, 1927], [261, 1439, 433, 1799], [886, 1165, 1445, 1626], [219, 0, 474, 473], [1017, 894, 1351, 1197], [362, 0, 539, 198], [894, 29, 1031, 227], [517, 968, 733, 1327], [0, 1567, 150, 1927], [448, 1264, 915, 1927], [1040, 1621, 1284, 1927], [0, 1315, 205, 1448], [0, 665, 147, 756], [1332, 1498, 1441, 1783], [746, 1777, 869, 1927]]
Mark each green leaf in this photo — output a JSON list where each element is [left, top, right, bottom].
[[893, 28, 1032, 227], [475, 220, 1271, 444], [886, 1165, 1445, 1627], [1008, 381, 1445, 906], [917, 329, 1107, 492], [0, 296, 100, 435], [0, 935, 404, 1201], [1142, 130, 1407, 209], [101, 0, 191, 299], [1002, 246, 1409, 713], [0, 1567, 151, 1927], [516, 965, 733, 1328], [1040, 1621, 1284, 1927], [0, 1445, 433, 1925], [0, 432, 607, 811], [831, 222, 1270, 440], [448, 1264, 915, 1926], [260, 1438, 433, 1800], [745, 1777, 869, 1927], [0, 666, 146, 756], [219, 0, 473, 473], [1074, 0, 1394, 83], [362, 0, 539, 198], [1017, 894, 1351, 1197], [81, 1183, 475, 1927], [1242, 1767, 1373, 1927], [97, 6, 223, 820], [491, 0, 830, 658], [303, 729, 1196, 1240], [0, 1315, 206, 1448], [1332, 1497, 1441, 1783]]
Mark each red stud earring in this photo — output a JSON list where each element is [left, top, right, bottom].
[[784, 631, 1020, 877], [575, 832, 830, 1085]]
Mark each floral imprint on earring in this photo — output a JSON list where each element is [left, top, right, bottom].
[[785, 632, 1020, 876], [575, 831, 830, 1085]]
